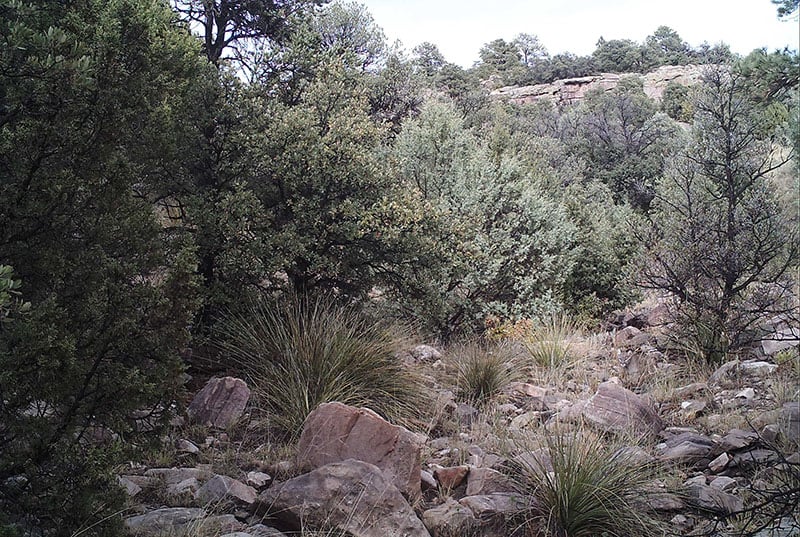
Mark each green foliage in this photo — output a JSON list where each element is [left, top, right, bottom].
[[390, 100, 578, 338], [641, 67, 798, 361], [218, 295, 424, 438], [447, 341, 522, 406], [0, 266, 29, 324], [508, 431, 664, 537], [660, 81, 694, 122], [0, 0, 200, 533]]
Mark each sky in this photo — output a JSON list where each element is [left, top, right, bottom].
[[358, 0, 800, 68]]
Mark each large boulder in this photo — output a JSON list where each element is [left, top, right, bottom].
[[296, 402, 424, 499], [195, 474, 256, 507], [187, 377, 250, 429], [582, 379, 663, 436], [253, 459, 431, 537]]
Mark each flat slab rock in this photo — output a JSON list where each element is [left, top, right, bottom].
[[582, 379, 663, 436], [253, 459, 431, 537], [124, 508, 243, 537], [296, 401, 423, 499], [187, 376, 250, 429]]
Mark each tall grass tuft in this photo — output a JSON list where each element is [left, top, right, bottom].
[[448, 341, 522, 406], [217, 295, 423, 439], [507, 429, 664, 537], [521, 314, 577, 370]]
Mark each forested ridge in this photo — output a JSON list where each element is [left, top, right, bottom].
[[0, 1, 798, 535]]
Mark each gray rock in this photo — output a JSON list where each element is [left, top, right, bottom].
[[709, 476, 737, 492], [144, 466, 210, 485], [709, 360, 740, 385], [187, 376, 250, 429], [245, 524, 288, 537], [296, 402, 424, 500], [719, 429, 758, 451], [245, 471, 272, 490], [411, 344, 443, 362], [422, 498, 477, 536], [582, 379, 663, 436], [458, 493, 526, 521], [658, 433, 714, 463], [254, 459, 431, 537], [117, 475, 142, 497], [465, 467, 514, 496], [165, 477, 201, 507], [177, 439, 201, 454], [195, 474, 256, 507], [686, 484, 743, 515], [739, 360, 778, 376], [730, 449, 780, 468], [648, 493, 685, 511], [124, 508, 243, 537], [780, 402, 799, 441]]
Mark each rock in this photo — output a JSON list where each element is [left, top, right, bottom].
[[752, 517, 800, 537], [422, 498, 477, 536], [670, 514, 694, 532], [245, 471, 272, 490], [739, 360, 778, 376], [613, 445, 654, 466], [455, 402, 479, 427], [708, 452, 730, 473], [649, 493, 685, 511], [491, 65, 705, 106], [709, 476, 737, 492], [187, 377, 250, 429], [582, 379, 663, 436], [761, 424, 781, 443], [195, 474, 256, 507], [730, 449, 780, 469], [144, 467, 211, 485], [735, 387, 756, 399], [674, 382, 708, 399], [124, 508, 243, 537], [719, 429, 758, 451], [421, 470, 437, 491], [165, 477, 201, 507], [458, 493, 526, 521], [658, 433, 715, 463], [254, 459, 431, 537], [680, 400, 706, 419], [614, 326, 651, 349], [510, 411, 544, 430], [465, 467, 515, 496], [117, 475, 142, 497], [176, 439, 201, 454], [760, 323, 800, 356], [433, 465, 469, 490], [245, 525, 288, 537], [709, 360, 740, 385], [296, 402, 424, 499], [686, 484, 743, 514], [411, 344, 442, 362]]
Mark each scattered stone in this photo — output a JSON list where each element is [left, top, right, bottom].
[[422, 498, 477, 537], [177, 439, 201, 454], [670, 514, 694, 532], [510, 411, 543, 430], [709, 476, 737, 492], [719, 429, 758, 451], [739, 360, 778, 376], [752, 516, 800, 537], [144, 467, 210, 485], [297, 402, 423, 499], [117, 475, 142, 497], [709, 360, 740, 385], [458, 493, 526, 522], [411, 345, 442, 363], [686, 484, 743, 515], [760, 325, 800, 356], [735, 387, 756, 399], [245, 471, 272, 490], [254, 459, 431, 537], [708, 452, 730, 473], [187, 377, 250, 429], [124, 508, 243, 537], [730, 449, 780, 469], [648, 493, 685, 511], [465, 467, 515, 496], [245, 524, 288, 537], [674, 382, 708, 399], [455, 403, 480, 427], [684, 475, 707, 486], [421, 470, 437, 491], [582, 379, 663, 436], [761, 424, 781, 443], [433, 465, 469, 490], [658, 433, 715, 463], [680, 400, 706, 418], [165, 477, 201, 507], [195, 474, 256, 507]]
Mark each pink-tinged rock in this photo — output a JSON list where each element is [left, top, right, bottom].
[[582, 380, 663, 436], [422, 498, 477, 536], [187, 377, 250, 429], [433, 465, 469, 490], [296, 402, 423, 499], [465, 467, 514, 496], [254, 459, 431, 537]]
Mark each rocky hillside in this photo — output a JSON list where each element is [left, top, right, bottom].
[[118, 299, 799, 537], [490, 64, 706, 105]]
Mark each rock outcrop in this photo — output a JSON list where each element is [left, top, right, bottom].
[[491, 64, 706, 106]]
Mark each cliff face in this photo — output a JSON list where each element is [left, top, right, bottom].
[[491, 64, 707, 105]]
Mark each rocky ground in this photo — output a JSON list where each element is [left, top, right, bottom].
[[119, 302, 799, 537]]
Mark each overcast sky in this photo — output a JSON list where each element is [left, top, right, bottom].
[[358, 0, 800, 67]]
